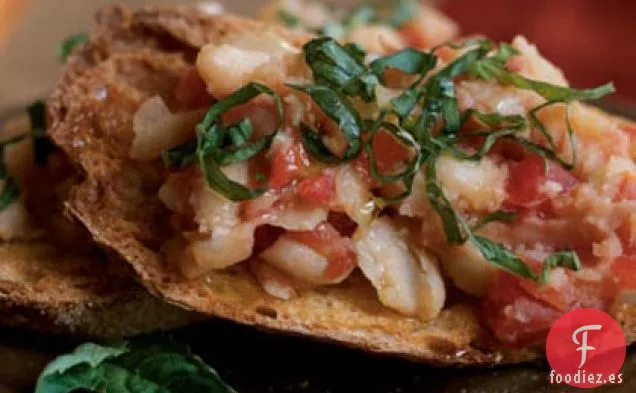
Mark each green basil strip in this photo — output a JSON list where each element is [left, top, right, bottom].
[[386, 0, 418, 27], [424, 158, 470, 243], [163, 140, 197, 169], [463, 109, 529, 130], [390, 86, 420, 119], [277, 9, 301, 28], [446, 129, 519, 160], [59, 33, 89, 61], [472, 235, 537, 280], [198, 148, 264, 201], [479, 63, 616, 102], [472, 236, 581, 284], [369, 48, 437, 83], [471, 211, 518, 232], [343, 4, 376, 28], [366, 122, 422, 183], [0, 176, 21, 211], [218, 134, 277, 166], [527, 100, 582, 169], [35, 338, 238, 393], [540, 250, 581, 284], [303, 37, 379, 102], [299, 123, 341, 164], [0, 134, 28, 211], [289, 84, 362, 161], [27, 100, 55, 166], [195, 82, 283, 201], [418, 45, 491, 135]]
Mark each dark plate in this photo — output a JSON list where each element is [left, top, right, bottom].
[[1, 320, 635, 393]]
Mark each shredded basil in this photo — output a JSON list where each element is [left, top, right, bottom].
[[540, 250, 581, 284], [289, 84, 362, 162], [176, 82, 284, 201], [303, 37, 379, 102], [471, 211, 518, 232], [369, 48, 437, 83], [472, 235, 537, 280], [0, 135, 28, 211], [424, 157, 470, 244], [386, 0, 419, 27], [59, 33, 89, 61], [277, 9, 301, 28], [296, 0, 419, 39], [366, 121, 421, 183]]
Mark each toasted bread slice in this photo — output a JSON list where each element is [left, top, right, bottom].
[[48, 5, 636, 364], [45, 5, 524, 365], [0, 241, 199, 338], [0, 110, 199, 338]]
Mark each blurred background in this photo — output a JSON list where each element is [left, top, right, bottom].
[[1, 0, 635, 114]]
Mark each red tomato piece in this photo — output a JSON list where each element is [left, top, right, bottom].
[[618, 177, 636, 201], [399, 23, 428, 49], [269, 142, 308, 189], [174, 67, 213, 110], [506, 155, 579, 207], [483, 273, 563, 347], [297, 173, 336, 206], [372, 130, 412, 175], [286, 223, 357, 281], [611, 255, 636, 290], [483, 272, 565, 347]]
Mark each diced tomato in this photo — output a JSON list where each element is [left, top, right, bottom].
[[617, 177, 636, 201], [268, 142, 309, 189], [399, 23, 428, 49], [611, 255, 636, 290], [221, 98, 279, 139], [372, 130, 412, 175], [286, 222, 357, 281], [297, 173, 335, 206], [351, 152, 373, 186], [617, 221, 636, 255], [483, 271, 565, 347], [174, 67, 213, 110], [483, 261, 613, 347], [506, 155, 579, 208]]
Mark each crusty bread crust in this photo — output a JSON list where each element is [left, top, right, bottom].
[[47, 5, 635, 364], [0, 241, 200, 338]]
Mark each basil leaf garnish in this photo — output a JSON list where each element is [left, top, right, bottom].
[[472, 235, 537, 280], [471, 211, 518, 232], [277, 9, 301, 28], [289, 84, 362, 162], [303, 37, 379, 102], [386, 0, 419, 27], [193, 82, 283, 201], [0, 134, 28, 211], [540, 250, 581, 284], [424, 158, 470, 244], [343, 3, 376, 28], [59, 33, 89, 61], [369, 48, 437, 83], [35, 338, 237, 393]]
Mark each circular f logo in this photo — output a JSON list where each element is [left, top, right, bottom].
[[572, 324, 602, 368], [547, 309, 626, 388]]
